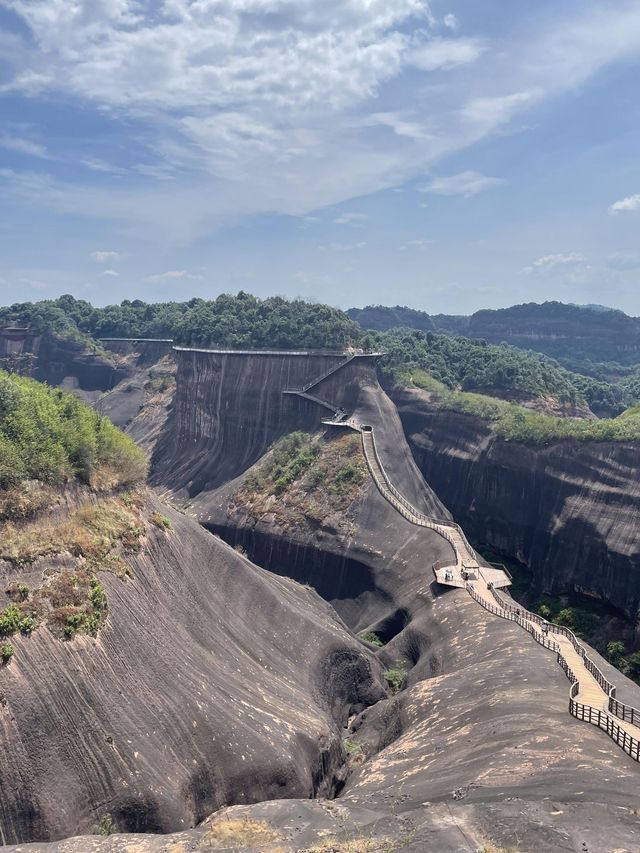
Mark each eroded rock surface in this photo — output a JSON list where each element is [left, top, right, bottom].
[[392, 386, 640, 625], [0, 495, 384, 844]]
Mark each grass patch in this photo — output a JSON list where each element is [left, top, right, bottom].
[[232, 432, 368, 534], [150, 511, 171, 530], [201, 817, 280, 849], [0, 496, 145, 566], [308, 836, 392, 852]]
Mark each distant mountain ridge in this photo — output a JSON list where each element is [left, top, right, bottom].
[[348, 301, 640, 370]]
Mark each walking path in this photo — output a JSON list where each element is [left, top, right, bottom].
[[359, 423, 640, 764]]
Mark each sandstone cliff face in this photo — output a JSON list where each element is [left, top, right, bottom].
[[392, 386, 640, 622], [151, 350, 374, 495], [0, 494, 384, 845], [0, 331, 126, 400], [7, 351, 640, 852]]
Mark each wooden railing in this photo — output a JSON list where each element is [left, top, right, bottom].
[[361, 428, 479, 563], [478, 584, 640, 762], [490, 588, 618, 698]]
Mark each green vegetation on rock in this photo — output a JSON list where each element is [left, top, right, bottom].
[[384, 665, 408, 694], [359, 631, 384, 647], [234, 431, 368, 533]]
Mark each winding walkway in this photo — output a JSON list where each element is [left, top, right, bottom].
[[359, 424, 640, 764]]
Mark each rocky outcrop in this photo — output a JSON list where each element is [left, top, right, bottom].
[[0, 329, 126, 401], [6, 349, 640, 851], [150, 350, 381, 496], [393, 386, 640, 624], [0, 494, 384, 845]]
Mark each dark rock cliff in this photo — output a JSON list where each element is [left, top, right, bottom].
[[0, 494, 384, 845], [0, 330, 126, 401], [6, 349, 640, 852], [393, 386, 640, 624]]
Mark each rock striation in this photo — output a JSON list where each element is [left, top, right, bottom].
[[0, 494, 384, 844], [393, 385, 640, 625]]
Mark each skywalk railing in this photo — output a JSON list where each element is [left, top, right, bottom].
[[481, 584, 640, 762], [361, 428, 481, 564]]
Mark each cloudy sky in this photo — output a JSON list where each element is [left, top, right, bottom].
[[0, 0, 640, 314]]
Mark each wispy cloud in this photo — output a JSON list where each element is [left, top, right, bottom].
[[523, 253, 587, 274], [101, 269, 119, 277], [332, 212, 368, 226], [146, 270, 201, 283], [609, 194, 640, 214], [1, 0, 640, 250], [91, 250, 121, 264], [0, 134, 48, 158], [409, 38, 485, 71], [422, 171, 504, 197]]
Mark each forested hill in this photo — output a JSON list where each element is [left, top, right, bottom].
[[348, 301, 640, 372], [0, 293, 359, 351]]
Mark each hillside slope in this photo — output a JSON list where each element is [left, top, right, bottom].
[[0, 494, 384, 844]]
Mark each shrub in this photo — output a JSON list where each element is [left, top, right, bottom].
[[0, 643, 14, 664], [95, 813, 117, 837], [343, 738, 364, 758], [607, 640, 627, 667], [0, 370, 148, 491], [384, 665, 408, 694], [0, 605, 22, 637], [150, 512, 171, 530], [18, 616, 36, 635], [359, 631, 384, 647]]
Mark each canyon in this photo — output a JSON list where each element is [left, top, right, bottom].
[[2, 334, 640, 851]]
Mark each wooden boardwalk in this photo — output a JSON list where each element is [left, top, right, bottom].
[[359, 424, 640, 764]]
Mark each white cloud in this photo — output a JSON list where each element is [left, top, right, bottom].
[[146, 269, 195, 283], [332, 212, 368, 225], [90, 250, 121, 264], [409, 37, 484, 71], [101, 269, 119, 277], [1, 1, 640, 245], [609, 194, 640, 214], [400, 238, 433, 250], [461, 91, 540, 132], [523, 253, 587, 274], [422, 171, 503, 197], [0, 134, 48, 158]]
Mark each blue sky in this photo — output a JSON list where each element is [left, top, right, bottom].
[[1, 0, 640, 314]]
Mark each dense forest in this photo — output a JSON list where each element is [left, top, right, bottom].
[[0, 371, 147, 491], [0, 293, 359, 351], [2, 294, 640, 416], [370, 328, 631, 416]]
